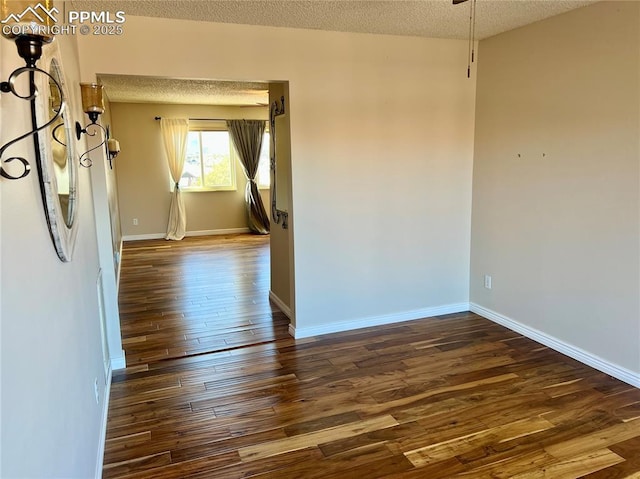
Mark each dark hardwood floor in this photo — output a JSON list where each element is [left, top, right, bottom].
[[104, 235, 640, 478], [117, 234, 288, 369]]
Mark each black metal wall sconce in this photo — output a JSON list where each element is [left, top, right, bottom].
[[0, 33, 60, 180], [0, 42, 120, 176], [107, 138, 120, 169], [75, 83, 120, 169], [76, 83, 111, 168]]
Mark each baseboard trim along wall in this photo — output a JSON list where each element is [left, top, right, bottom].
[[290, 303, 470, 339], [95, 365, 113, 479], [122, 228, 251, 242], [111, 352, 126, 371], [470, 303, 640, 389], [269, 291, 294, 321]]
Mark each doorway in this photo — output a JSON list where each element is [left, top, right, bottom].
[[94, 76, 294, 369]]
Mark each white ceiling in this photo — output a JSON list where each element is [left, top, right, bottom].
[[75, 0, 598, 105]]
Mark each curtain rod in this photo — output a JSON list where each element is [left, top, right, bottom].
[[154, 116, 229, 121]]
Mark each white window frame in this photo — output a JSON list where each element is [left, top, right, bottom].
[[179, 124, 237, 192]]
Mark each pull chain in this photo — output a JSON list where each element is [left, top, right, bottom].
[[471, 0, 477, 63], [467, 0, 477, 78], [467, 0, 473, 77]]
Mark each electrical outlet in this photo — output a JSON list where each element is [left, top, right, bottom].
[[132, 218, 138, 226], [94, 378, 100, 405], [484, 275, 492, 289]]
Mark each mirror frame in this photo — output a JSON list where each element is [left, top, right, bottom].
[[34, 53, 79, 262]]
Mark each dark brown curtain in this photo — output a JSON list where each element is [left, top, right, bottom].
[[227, 120, 270, 234]]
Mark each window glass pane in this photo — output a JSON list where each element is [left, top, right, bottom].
[[257, 132, 270, 188], [181, 132, 202, 188], [201, 131, 233, 188], [177, 130, 236, 191]]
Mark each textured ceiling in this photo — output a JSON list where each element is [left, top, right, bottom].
[[75, 0, 598, 105], [98, 75, 269, 105], [70, 0, 598, 40]]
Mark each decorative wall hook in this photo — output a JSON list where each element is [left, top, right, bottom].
[[269, 95, 288, 229], [270, 95, 285, 125]]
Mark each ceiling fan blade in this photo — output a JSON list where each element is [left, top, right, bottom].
[[453, 0, 468, 4]]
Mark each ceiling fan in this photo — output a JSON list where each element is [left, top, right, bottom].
[[453, 0, 477, 78], [236, 88, 270, 106]]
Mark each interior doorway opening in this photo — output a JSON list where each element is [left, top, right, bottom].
[[94, 76, 294, 369]]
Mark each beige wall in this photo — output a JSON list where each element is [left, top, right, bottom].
[[471, 2, 640, 374], [269, 82, 295, 314], [110, 103, 269, 237], [78, 16, 476, 334], [1, 32, 109, 477]]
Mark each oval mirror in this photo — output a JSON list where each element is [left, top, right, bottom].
[[34, 55, 79, 261]]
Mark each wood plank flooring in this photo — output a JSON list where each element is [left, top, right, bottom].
[[117, 234, 287, 368], [104, 235, 640, 478]]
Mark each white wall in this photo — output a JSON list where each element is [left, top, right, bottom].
[[1, 34, 110, 477], [471, 2, 640, 379], [77, 17, 476, 335]]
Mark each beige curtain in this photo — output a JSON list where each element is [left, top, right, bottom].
[[227, 120, 270, 234], [160, 118, 189, 240]]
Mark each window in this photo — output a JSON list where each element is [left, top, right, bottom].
[[179, 126, 270, 191], [180, 130, 236, 191], [257, 131, 270, 189]]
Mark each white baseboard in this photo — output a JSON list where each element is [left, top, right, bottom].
[[188, 228, 251, 237], [95, 364, 113, 479], [122, 228, 251, 242], [290, 302, 470, 339], [122, 232, 165, 241], [110, 350, 126, 371], [269, 291, 294, 321], [470, 303, 640, 389]]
